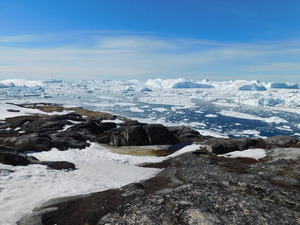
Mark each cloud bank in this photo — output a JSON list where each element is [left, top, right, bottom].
[[0, 31, 299, 82]]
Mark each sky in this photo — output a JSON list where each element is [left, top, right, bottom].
[[0, 0, 299, 82]]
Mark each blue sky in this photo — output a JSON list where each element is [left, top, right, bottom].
[[0, 0, 299, 81]]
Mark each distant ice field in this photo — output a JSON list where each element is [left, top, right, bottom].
[[0, 78, 299, 138]]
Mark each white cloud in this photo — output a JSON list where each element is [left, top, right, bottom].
[[0, 32, 299, 81], [0, 34, 40, 43], [243, 62, 300, 73]]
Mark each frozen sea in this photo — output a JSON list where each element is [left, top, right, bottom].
[[1, 78, 299, 138], [0, 78, 300, 224]]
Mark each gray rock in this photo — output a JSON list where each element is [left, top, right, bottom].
[[44, 161, 76, 170], [87, 121, 117, 135], [22, 119, 70, 134], [17, 207, 58, 225], [108, 124, 179, 146], [53, 112, 84, 121], [121, 183, 145, 197], [266, 135, 299, 147], [145, 124, 179, 145], [21, 149, 300, 225], [167, 125, 204, 142], [3, 133, 53, 152], [0, 151, 39, 166], [202, 138, 261, 154], [109, 125, 150, 146]]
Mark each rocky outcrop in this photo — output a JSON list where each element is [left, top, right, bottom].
[[0, 150, 38, 166], [3, 133, 54, 152], [2, 103, 300, 224], [19, 147, 300, 225], [167, 126, 205, 142], [265, 135, 300, 147], [106, 123, 179, 146], [0, 150, 76, 170], [1, 111, 199, 151], [201, 138, 263, 154]]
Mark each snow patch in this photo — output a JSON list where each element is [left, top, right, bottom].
[[218, 148, 267, 160], [0, 143, 161, 224]]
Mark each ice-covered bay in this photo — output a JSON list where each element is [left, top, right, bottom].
[[1, 78, 299, 138]]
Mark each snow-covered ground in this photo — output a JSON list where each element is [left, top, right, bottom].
[[0, 138, 201, 224], [0, 78, 300, 224], [218, 148, 267, 160]]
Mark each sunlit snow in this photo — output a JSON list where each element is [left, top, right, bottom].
[[218, 148, 267, 160]]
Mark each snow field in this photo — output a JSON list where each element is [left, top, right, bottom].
[[0, 143, 162, 224]]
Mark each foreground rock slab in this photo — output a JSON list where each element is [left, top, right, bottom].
[[19, 147, 300, 225]]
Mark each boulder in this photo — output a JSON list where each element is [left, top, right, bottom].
[[44, 161, 76, 170], [167, 125, 204, 142], [0, 151, 39, 166], [144, 124, 179, 145], [3, 133, 53, 152], [202, 138, 261, 154], [108, 124, 179, 146], [17, 208, 58, 225], [109, 125, 150, 146], [266, 135, 300, 147], [22, 119, 71, 134], [87, 121, 117, 135], [5, 115, 41, 129], [50, 132, 90, 150]]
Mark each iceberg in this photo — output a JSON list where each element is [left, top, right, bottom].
[[145, 78, 214, 89], [270, 83, 299, 89]]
